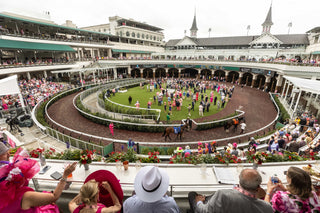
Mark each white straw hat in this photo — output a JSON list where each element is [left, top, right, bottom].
[[134, 166, 169, 203]]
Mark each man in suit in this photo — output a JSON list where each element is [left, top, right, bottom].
[[188, 168, 273, 213]]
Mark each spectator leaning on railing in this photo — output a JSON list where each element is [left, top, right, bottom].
[[0, 148, 76, 212], [188, 168, 273, 213]]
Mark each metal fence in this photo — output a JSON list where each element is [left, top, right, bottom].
[[78, 78, 160, 121], [44, 126, 106, 155], [32, 79, 280, 149]]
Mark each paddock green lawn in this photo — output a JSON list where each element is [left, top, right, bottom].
[[108, 85, 227, 121]]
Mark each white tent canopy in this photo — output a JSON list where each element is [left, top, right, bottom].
[[284, 76, 320, 94], [0, 75, 21, 96], [0, 75, 25, 108]]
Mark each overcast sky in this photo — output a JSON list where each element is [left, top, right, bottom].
[[2, 0, 320, 41]]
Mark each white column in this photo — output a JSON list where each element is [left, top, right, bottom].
[[77, 48, 81, 60], [281, 80, 287, 98], [18, 93, 26, 109], [113, 68, 117, 80], [90, 48, 94, 59], [97, 49, 101, 58], [293, 89, 302, 117], [128, 67, 131, 76], [93, 70, 96, 84], [43, 70, 47, 79], [290, 87, 296, 110], [251, 74, 257, 88], [284, 83, 290, 101], [107, 49, 112, 58], [27, 72, 31, 80]]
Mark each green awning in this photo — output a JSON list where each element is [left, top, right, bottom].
[[0, 13, 112, 37], [0, 39, 75, 52], [224, 66, 240, 71], [312, 51, 320, 55], [112, 49, 152, 54]]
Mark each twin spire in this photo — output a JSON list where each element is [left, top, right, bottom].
[[189, 3, 273, 38], [190, 8, 198, 38], [262, 3, 273, 34]]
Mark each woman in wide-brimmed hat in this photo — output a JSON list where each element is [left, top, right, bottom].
[[0, 148, 76, 213], [69, 170, 123, 213]]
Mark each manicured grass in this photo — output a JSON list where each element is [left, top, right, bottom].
[[108, 85, 227, 121]]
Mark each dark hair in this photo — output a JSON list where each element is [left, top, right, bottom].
[[286, 167, 313, 200]]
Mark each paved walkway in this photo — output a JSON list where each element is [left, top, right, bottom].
[[0, 124, 73, 152]]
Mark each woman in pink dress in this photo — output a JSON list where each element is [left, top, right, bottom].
[[109, 123, 114, 136], [0, 148, 76, 213]]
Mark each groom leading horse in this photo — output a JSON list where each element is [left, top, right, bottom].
[[162, 123, 188, 141]]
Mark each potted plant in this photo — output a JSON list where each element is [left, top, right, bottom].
[[79, 150, 94, 170]]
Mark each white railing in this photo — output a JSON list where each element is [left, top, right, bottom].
[[31, 78, 280, 147]]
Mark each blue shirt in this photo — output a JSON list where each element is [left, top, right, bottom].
[[123, 195, 180, 213]]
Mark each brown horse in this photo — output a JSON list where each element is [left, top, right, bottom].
[[162, 124, 188, 141]]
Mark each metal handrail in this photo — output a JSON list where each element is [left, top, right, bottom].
[[79, 78, 159, 121], [96, 90, 157, 120], [32, 97, 48, 131], [192, 110, 245, 126], [103, 88, 161, 121]]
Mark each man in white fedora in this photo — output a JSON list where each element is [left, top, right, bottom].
[[123, 166, 180, 213]]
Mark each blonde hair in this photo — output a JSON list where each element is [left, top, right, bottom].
[[80, 180, 99, 205]]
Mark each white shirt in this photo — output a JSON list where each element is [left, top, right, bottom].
[[240, 123, 246, 130]]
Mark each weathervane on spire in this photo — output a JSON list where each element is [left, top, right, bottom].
[[288, 22, 292, 34]]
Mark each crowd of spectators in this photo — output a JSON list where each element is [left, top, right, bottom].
[[2, 145, 320, 213], [18, 78, 69, 108], [0, 78, 68, 111], [141, 78, 234, 121], [0, 57, 71, 68]]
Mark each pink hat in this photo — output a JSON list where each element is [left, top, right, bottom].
[[233, 143, 237, 148], [85, 170, 123, 210]]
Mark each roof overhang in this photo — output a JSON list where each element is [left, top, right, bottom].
[[0, 39, 76, 52], [284, 76, 320, 94]]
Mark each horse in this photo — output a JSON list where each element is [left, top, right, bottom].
[[162, 123, 188, 141], [224, 116, 245, 133]]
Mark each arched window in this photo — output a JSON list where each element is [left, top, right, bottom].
[[126, 31, 130, 37], [142, 34, 145, 39], [146, 34, 149, 39], [154, 36, 156, 40], [137, 33, 140, 38], [132, 32, 135, 37]]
